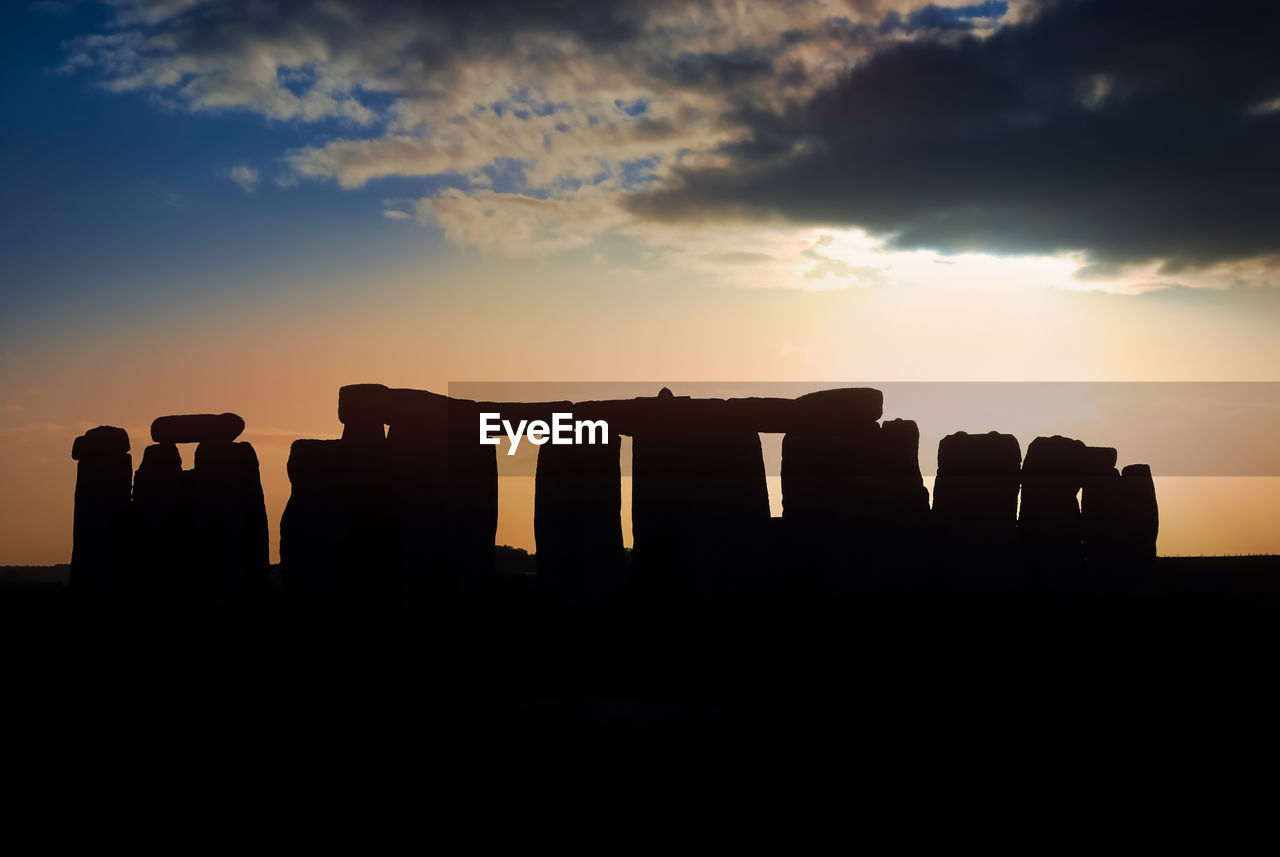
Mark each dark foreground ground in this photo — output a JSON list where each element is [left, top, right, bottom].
[[3, 557, 1280, 854]]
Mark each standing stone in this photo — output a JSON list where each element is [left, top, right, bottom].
[[781, 420, 881, 592], [780, 390, 885, 525], [333, 385, 398, 605], [1081, 463, 1159, 564], [872, 418, 932, 543], [931, 431, 1023, 564], [280, 439, 359, 606], [1118, 464, 1159, 560], [782, 422, 882, 523], [189, 441, 269, 607], [632, 393, 771, 602], [348, 439, 398, 607], [131, 442, 191, 603], [70, 426, 132, 601], [781, 409, 927, 592], [1019, 436, 1084, 559], [534, 435, 625, 606], [1082, 466, 1121, 562], [778, 387, 886, 593], [1020, 437, 1119, 562], [387, 406, 497, 608]]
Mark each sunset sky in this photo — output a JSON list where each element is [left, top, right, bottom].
[[2, 0, 1279, 564]]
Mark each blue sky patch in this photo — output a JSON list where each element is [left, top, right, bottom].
[[614, 98, 649, 117]]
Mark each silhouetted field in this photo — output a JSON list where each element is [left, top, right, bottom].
[[2, 556, 1279, 853]]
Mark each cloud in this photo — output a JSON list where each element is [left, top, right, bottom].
[[628, 0, 1280, 272], [63, 0, 914, 184], [416, 187, 631, 255], [226, 164, 260, 193], [60, 0, 670, 124], [60, 0, 1280, 285]]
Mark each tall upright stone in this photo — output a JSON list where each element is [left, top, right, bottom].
[[872, 418, 932, 542], [331, 384, 401, 605], [931, 431, 1023, 564], [189, 440, 269, 606], [131, 442, 191, 603], [1019, 437, 1119, 562], [1081, 462, 1160, 564], [781, 392, 883, 522], [780, 422, 882, 523], [1118, 464, 1159, 560], [69, 426, 132, 600], [1018, 437, 1081, 560], [534, 434, 625, 606], [280, 439, 359, 605], [779, 388, 893, 591], [386, 401, 497, 608], [632, 389, 771, 601]]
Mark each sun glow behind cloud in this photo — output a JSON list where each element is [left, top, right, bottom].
[[596, 221, 1147, 294]]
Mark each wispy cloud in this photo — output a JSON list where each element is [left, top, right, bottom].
[[226, 164, 260, 194]]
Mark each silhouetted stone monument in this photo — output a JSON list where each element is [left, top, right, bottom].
[[932, 431, 1023, 567], [70, 380, 1174, 610], [632, 388, 771, 602], [131, 441, 191, 603], [70, 426, 132, 600], [280, 439, 358, 605], [534, 434, 626, 606], [189, 438, 269, 606]]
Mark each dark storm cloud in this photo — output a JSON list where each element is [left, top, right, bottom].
[[629, 0, 1280, 270], [647, 48, 780, 91], [158, 0, 652, 48], [114, 0, 656, 84]]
